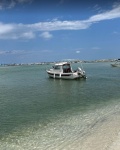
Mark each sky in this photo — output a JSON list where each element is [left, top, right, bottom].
[[0, 0, 120, 64]]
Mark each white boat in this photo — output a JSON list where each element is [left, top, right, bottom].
[[111, 59, 120, 67], [46, 62, 87, 79]]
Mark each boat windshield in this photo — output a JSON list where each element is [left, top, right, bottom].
[[53, 65, 61, 70]]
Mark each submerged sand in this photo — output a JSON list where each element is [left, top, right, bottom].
[[1, 103, 120, 150]]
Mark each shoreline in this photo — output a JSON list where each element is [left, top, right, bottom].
[[0, 59, 116, 67]]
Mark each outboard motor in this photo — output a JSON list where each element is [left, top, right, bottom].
[[77, 67, 86, 79], [77, 67, 84, 74]]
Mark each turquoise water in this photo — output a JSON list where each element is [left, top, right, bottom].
[[0, 63, 120, 149]]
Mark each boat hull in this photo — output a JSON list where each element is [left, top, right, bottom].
[[111, 64, 120, 67], [111, 59, 120, 67], [46, 71, 86, 79]]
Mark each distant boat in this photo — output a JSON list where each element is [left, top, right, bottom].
[[111, 59, 120, 67], [46, 62, 87, 79]]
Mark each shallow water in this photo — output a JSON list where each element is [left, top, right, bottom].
[[0, 62, 120, 149]]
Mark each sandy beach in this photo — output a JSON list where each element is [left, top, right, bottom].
[[80, 114, 120, 150], [61, 112, 120, 150]]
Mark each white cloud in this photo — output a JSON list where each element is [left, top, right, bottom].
[[0, 4, 120, 40], [93, 4, 102, 12], [40, 32, 53, 39], [31, 20, 90, 31], [0, 23, 35, 39], [76, 50, 80, 54], [0, 50, 26, 55], [0, 22, 14, 34], [87, 5, 120, 22], [20, 31, 35, 39]]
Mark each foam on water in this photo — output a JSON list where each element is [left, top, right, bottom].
[[0, 99, 120, 150]]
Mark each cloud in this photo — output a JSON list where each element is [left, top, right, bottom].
[[0, 22, 14, 34], [31, 20, 90, 31], [76, 50, 80, 54], [0, 50, 27, 55], [40, 32, 53, 39], [87, 5, 120, 22], [20, 31, 35, 39], [0, 4, 120, 40], [0, 23, 35, 39], [0, 0, 33, 10], [93, 4, 102, 12]]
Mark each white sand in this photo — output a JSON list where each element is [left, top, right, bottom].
[[62, 113, 120, 150], [81, 115, 120, 150]]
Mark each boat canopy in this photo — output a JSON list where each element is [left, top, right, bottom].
[[54, 62, 70, 66], [53, 62, 72, 73]]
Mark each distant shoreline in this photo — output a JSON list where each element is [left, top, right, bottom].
[[0, 59, 116, 67]]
